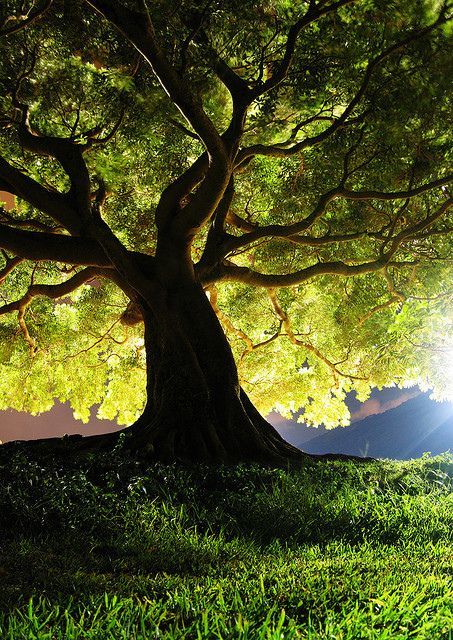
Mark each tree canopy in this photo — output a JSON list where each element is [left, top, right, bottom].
[[0, 0, 451, 436]]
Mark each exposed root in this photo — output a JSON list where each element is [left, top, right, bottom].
[[0, 391, 374, 466]]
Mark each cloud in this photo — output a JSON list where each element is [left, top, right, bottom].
[[350, 389, 420, 422]]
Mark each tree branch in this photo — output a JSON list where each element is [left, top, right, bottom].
[[0, 0, 52, 37], [237, 5, 449, 165], [249, 0, 359, 99], [208, 284, 254, 352], [209, 284, 281, 364], [16, 127, 93, 222], [208, 257, 389, 288], [221, 175, 452, 254], [84, 0, 232, 238], [0, 223, 111, 266], [0, 252, 24, 285], [0, 156, 80, 233], [155, 152, 208, 229], [0, 266, 105, 315], [204, 193, 451, 287], [221, 187, 340, 254], [0, 266, 110, 354], [386, 198, 452, 255], [268, 288, 366, 385], [9, 108, 159, 298], [198, 176, 235, 268], [0, 206, 63, 233], [84, 0, 227, 163]]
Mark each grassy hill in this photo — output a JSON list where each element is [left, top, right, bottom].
[[0, 445, 451, 639]]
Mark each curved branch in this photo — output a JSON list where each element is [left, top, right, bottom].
[[84, 0, 231, 238], [386, 197, 452, 254], [275, 231, 366, 247], [359, 295, 405, 326], [250, 0, 359, 100], [204, 257, 388, 288], [209, 284, 281, 365], [198, 177, 235, 268], [268, 289, 366, 385], [0, 267, 107, 316], [155, 153, 208, 229], [358, 269, 407, 325], [84, 0, 227, 163], [0, 253, 24, 285], [8, 114, 160, 297], [0, 207, 63, 233], [341, 175, 453, 202], [16, 128, 92, 221], [222, 188, 341, 254], [208, 285, 254, 352], [206, 193, 451, 288]]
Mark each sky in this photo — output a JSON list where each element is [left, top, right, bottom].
[[0, 402, 121, 443]]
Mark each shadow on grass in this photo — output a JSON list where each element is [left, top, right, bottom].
[[0, 447, 451, 612]]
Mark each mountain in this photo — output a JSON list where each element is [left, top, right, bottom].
[[286, 394, 453, 459]]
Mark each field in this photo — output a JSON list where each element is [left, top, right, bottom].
[[0, 444, 451, 639]]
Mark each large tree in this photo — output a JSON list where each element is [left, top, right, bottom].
[[0, 0, 451, 462]]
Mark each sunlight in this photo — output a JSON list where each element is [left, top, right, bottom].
[[444, 349, 453, 398], [436, 321, 453, 399]]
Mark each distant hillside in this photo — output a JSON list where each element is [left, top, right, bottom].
[[293, 394, 453, 459]]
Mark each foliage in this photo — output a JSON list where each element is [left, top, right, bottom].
[[0, 450, 452, 637], [0, 0, 451, 429]]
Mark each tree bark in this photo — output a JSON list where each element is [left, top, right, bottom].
[[126, 280, 303, 463]]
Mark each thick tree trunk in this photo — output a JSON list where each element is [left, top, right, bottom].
[[2, 276, 371, 464], [124, 280, 303, 463], [2, 252, 370, 464]]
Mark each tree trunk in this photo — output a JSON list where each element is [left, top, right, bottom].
[[125, 280, 303, 463], [2, 255, 370, 464]]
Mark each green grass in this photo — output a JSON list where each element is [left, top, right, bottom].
[[0, 446, 451, 639]]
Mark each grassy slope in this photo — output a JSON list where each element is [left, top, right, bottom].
[[0, 445, 451, 639]]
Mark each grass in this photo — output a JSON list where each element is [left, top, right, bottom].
[[0, 444, 451, 639]]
